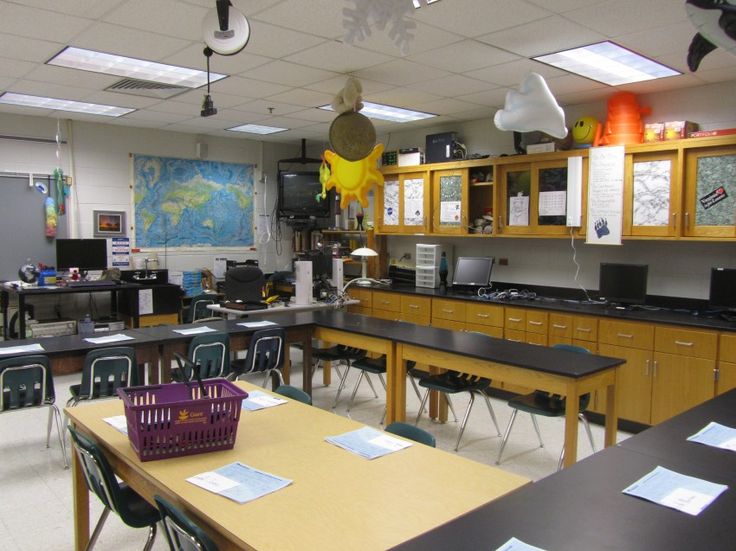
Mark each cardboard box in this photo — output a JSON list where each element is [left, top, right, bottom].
[[526, 142, 556, 154], [664, 121, 698, 141], [688, 127, 736, 138], [644, 122, 664, 142], [398, 147, 424, 166]]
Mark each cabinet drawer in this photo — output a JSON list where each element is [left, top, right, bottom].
[[347, 306, 372, 316], [346, 288, 372, 309], [549, 313, 573, 339], [467, 324, 503, 338], [526, 332, 548, 346], [721, 333, 736, 363], [526, 310, 548, 334], [372, 308, 399, 321], [655, 326, 717, 360], [465, 303, 504, 327], [573, 315, 598, 342], [400, 312, 431, 326], [504, 307, 526, 331], [599, 319, 654, 350], [505, 329, 525, 343], [432, 317, 466, 332], [372, 291, 401, 312], [401, 295, 431, 319], [433, 298, 466, 322]]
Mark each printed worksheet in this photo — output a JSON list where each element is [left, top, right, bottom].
[[325, 427, 412, 459], [187, 462, 292, 504], [687, 421, 736, 451]]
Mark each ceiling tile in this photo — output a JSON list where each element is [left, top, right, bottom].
[[243, 22, 326, 59], [370, 87, 442, 107], [456, 87, 511, 108], [233, 98, 304, 116], [545, 74, 608, 96], [465, 58, 566, 87], [414, 97, 484, 115], [565, 0, 688, 37], [303, 75, 394, 96], [0, 3, 93, 43], [355, 59, 451, 86], [163, 43, 271, 76], [287, 108, 336, 123], [245, 60, 339, 87], [406, 75, 494, 97], [0, 34, 64, 64], [106, 116, 166, 129], [71, 23, 191, 61], [285, 42, 394, 73], [408, 40, 519, 73], [265, 88, 334, 108], [12, 0, 125, 19], [354, 21, 462, 57], [8, 79, 97, 101], [0, 58, 38, 80], [252, 0, 345, 40], [103, 0, 208, 40], [525, 0, 607, 13], [123, 109, 185, 123], [82, 91, 161, 109], [163, 88, 254, 109], [22, 64, 119, 90], [211, 76, 289, 99]]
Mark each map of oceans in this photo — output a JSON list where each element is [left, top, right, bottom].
[[134, 155, 254, 247]]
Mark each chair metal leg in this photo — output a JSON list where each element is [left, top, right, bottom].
[[580, 413, 596, 452], [444, 394, 459, 422], [86, 507, 111, 551], [407, 375, 426, 412], [363, 368, 379, 398], [141, 523, 157, 551], [481, 392, 501, 436], [496, 408, 518, 465], [530, 414, 544, 448], [331, 364, 352, 409], [48, 404, 69, 468], [347, 370, 367, 412], [415, 389, 431, 425], [454, 391, 477, 451]]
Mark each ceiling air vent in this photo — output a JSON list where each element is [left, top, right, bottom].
[[105, 78, 189, 99]]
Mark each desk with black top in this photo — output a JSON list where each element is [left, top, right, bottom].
[[394, 389, 736, 551]]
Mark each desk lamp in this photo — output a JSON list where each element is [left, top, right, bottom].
[[342, 246, 379, 292]]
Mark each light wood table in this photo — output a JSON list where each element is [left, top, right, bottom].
[[66, 381, 529, 551]]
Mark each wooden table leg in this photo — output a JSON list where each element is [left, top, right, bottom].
[[301, 332, 313, 396], [386, 343, 403, 424], [604, 379, 618, 448], [282, 346, 291, 385], [563, 383, 580, 469], [323, 360, 332, 386], [71, 434, 89, 550]]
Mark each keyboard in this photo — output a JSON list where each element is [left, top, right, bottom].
[[66, 280, 117, 288]]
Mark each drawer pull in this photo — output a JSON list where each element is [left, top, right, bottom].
[[408, 304, 419, 309], [575, 327, 592, 333], [442, 309, 455, 314], [653, 360, 658, 377], [617, 333, 633, 339], [674, 340, 693, 347], [381, 300, 391, 305], [508, 317, 522, 323], [644, 359, 650, 376], [476, 313, 489, 318], [552, 324, 568, 329], [507, 338, 522, 343], [529, 342, 543, 346], [528, 321, 543, 326]]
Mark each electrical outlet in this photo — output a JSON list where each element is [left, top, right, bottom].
[[499, 258, 509, 266]]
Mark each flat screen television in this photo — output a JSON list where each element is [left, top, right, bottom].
[[452, 256, 494, 289], [56, 238, 108, 273], [277, 171, 331, 219], [599, 263, 648, 306], [709, 267, 736, 311]]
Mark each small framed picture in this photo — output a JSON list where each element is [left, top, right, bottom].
[[93, 210, 126, 237]]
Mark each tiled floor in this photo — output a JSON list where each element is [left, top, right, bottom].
[[0, 352, 630, 550]]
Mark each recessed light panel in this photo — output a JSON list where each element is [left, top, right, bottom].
[[47, 46, 227, 89], [227, 124, 288, 135], [534, 41, 680, 86], [0, 92, 135, 117], [319, 101, 436, 123], [412, 0, 441, 8]]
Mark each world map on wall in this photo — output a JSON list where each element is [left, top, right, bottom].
[[134, 155, 255, 247]]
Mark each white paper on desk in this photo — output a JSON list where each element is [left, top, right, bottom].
[[103, 415, 128, 435], [0, 343, 45, 355], [237, 320, 277, 328], [687, 421, 736, 451], [187, 461, 292, 504], [241, 391, 287, 411], [173, 326, 216, 335], [622, 465, 728, 516], [84, 333, 135, 344], [138, 288, 153, 315], [325, 427, 411, 459], [496, 537, 547, 551]]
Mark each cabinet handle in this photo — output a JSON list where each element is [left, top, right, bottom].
[[653, 360, 658, 377], [528, 320, 543, 326], [408, 304, 419, 309], [476, 313, 489, 318], [672, 212, 678, 227], [575, 327, 591, 333], [442, 309, 455, 314], [685, 212, 690, 227], [616, 333, 633, 339], [644, 359, 650, 376], [508, 338, 522, 343], [529, 342, 543, 346], [381, 300, 391, 305], [674, 340, 693, 347], [552, 324, 568, 329], [508, 317, 522, 323], [714, 367, 720, 382]]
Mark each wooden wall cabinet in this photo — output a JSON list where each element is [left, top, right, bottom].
[[376, 171, 430, 234], [624, 150, 681, 237]]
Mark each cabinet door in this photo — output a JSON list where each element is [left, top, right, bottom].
[[598, 344, 653, 424], [651, 352, 716, 424], [535, 160, 569, 235], [432, 169, 468, 234], [717, 362, 736, 394], [684, 145, 736, 237], [499, 165, 531, 235], [378, 177, 401, 233], [401, 173, 430, 233], [624, 151, 680, 237]]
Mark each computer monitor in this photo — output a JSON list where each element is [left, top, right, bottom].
[[709, 267, 736, 311], [452, 257, 494, 290], [598, 263, 649, 306], [55, 239, 108, 273]]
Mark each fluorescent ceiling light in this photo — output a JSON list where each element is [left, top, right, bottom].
[[319, 101, 436, 123], [47, 46, 227, 88], [534, 41, 680, 86], [0, 92, 135, 117], [412, 0, 440, 8], [227, 123, 288, 135]]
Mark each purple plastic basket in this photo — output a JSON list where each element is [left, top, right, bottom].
[[117, 380, 248, 462]]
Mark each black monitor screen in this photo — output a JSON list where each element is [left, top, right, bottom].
[[278, 171, 331, 218], [452, 257, 494, 287], [599, 263, 648, 305], [56, 239, 108, 272], [709, 267, 736, 311]]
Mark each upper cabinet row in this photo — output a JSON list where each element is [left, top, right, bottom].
[[376, 135, 736, 240]]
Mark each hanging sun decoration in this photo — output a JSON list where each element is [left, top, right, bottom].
[[323, 144, 384, 209]]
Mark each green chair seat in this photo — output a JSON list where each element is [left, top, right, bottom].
[[275, 385, 312, 405], [385, 421, 436, 447]]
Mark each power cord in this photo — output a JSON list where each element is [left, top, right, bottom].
[[569, 227, 592, 302]]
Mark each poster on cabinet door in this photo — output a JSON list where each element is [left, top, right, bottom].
[[586, 146, 624, 245]]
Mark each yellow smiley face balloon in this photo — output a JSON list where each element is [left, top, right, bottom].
[[323, 143, 384, 209]]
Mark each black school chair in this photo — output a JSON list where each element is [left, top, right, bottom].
[[229, 327, 286, 389], [0, 354, 68, 468], [155, 495, 218, 551], [173, 333, 230, 381], [68, 426, 159, 550], [67, 346, 138, 407], [184, 293, 220, 323], [495, 344, 596, 471], [309, 344, 367, 409]]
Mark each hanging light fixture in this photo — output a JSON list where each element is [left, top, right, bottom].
[[200, 47, 217, 117]]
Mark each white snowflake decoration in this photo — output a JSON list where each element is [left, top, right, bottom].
[[343, 0, 419, 55]]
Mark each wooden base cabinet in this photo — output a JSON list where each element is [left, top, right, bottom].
[[650, 352, 716, 424], [598, 344, 653, 424]]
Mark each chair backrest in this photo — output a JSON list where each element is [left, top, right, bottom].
[[186, 294, 217, 323], [224, 266, 264, 303], [240, 327, 285, 376], [81, 347, 137, 400], [274, 384, 312, 405], [552, 344, 592, 410], [154, 495, 218, 551], [0, 354, 54, 410], [385, 421, 436, 447], [187, 333, 230, 379]]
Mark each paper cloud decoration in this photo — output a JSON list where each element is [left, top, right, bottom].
[[494, 73, 568, 139]]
